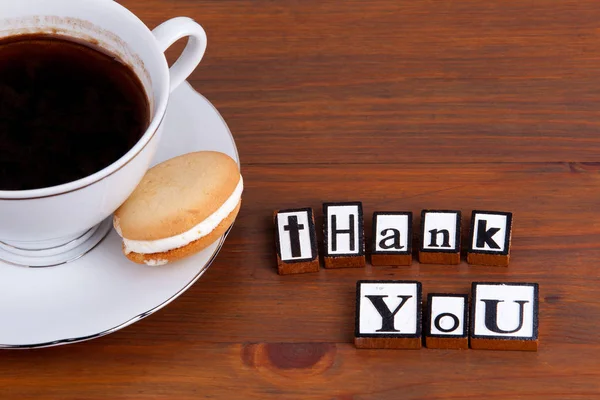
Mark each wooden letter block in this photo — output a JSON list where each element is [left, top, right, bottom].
[[425, 293, 469, 349], [323, 202, 365, 268], [419, 210, 461, 264], [470, 282, 539, 351], [467, 210, 513, 267], [274, 208, 319, 275], [371, 212, 413, 266], [354, 280, 422, 349]]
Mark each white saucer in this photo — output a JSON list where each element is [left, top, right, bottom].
[[0, 81, 240, 348]]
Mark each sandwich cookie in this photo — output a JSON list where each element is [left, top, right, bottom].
[[113, 151, 242, 265]]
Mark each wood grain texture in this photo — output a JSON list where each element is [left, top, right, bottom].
[[2, 0, 600, 398], [425, 337, 469, 350], [125, 0, 600, 164]]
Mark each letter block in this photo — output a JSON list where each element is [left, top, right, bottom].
[[419, 210, 461, 265], [467, 210, 513, 267], [425, 293, 469, 349], [354, 280, 422, 349], [323, 202, 366, 268], [470, 282, 539, 351], [371, 212, 413, 266], [274, 208, 320, 275]]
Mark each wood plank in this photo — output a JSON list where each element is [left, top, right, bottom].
[[0, 341, 597, 399], [121, 0, 600, 164], [116, 163, 597, 346]]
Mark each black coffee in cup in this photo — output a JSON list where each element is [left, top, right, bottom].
[[0, 34, 150, 191]]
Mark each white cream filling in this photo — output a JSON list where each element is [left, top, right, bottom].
[[122, 177, 243, 255], [145, 259, 169, 266]]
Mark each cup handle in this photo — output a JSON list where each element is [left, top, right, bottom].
[[152, 17, 207, 93]]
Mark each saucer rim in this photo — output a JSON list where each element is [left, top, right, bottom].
[[0, 81, 240, 349]]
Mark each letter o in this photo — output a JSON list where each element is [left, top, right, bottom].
[[434, 313, 460, 333]]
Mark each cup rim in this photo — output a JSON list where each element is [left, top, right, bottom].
[[0, 0, 171, 200]]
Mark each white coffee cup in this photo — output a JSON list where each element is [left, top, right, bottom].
[[0, 0, 207, 265]]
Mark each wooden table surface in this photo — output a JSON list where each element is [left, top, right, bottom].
[[3, 1, 600, 398]]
